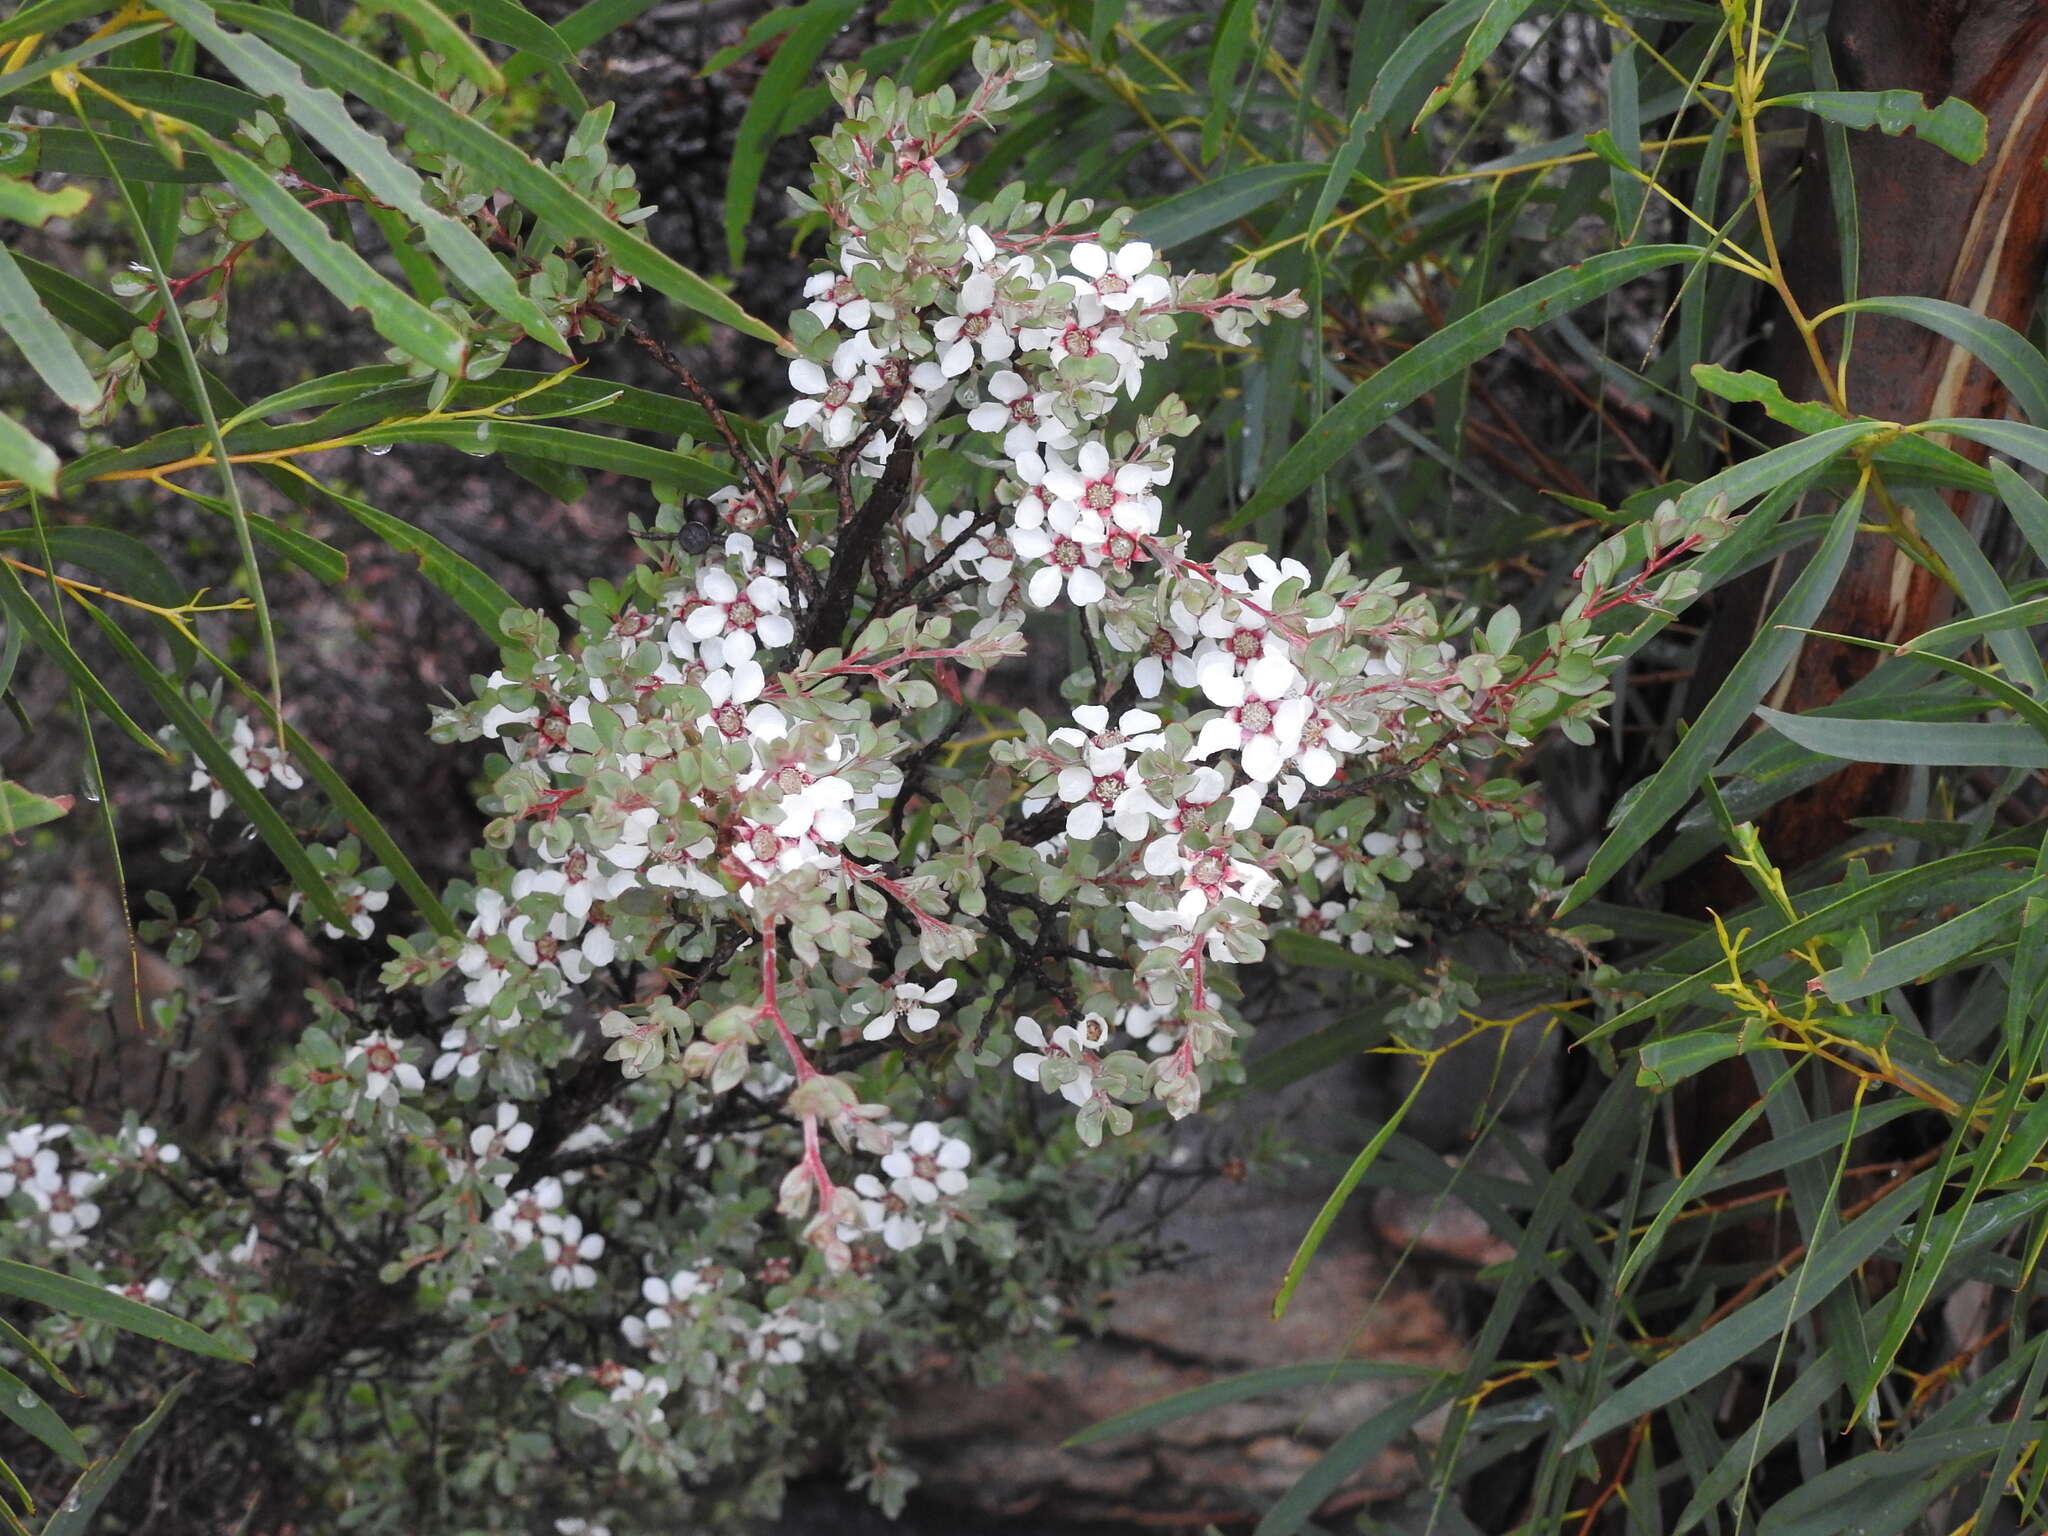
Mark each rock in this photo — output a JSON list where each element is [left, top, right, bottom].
[[890, 1000, 1467, 1527]]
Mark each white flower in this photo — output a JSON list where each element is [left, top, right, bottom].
[[880, 1121, 971, 1204], [1042, 440, 1162, 534], [189, 716, 302, 818], [106, 1276, 172, 1306], [933, 270, 1014, 369], [346, 1032, 424, 1106], [639, 1267, 709, 1331], [1191, 652, 1308, 782], [1120, 1001, 1180, 1053], [0, 1125, 65, 1198], [606, 1365, 667, 1419], [969, 369, 1076, 459], [1041, 294, 1146, 394], [1363, 827, 1427, 869], [492, 1177, 565, 1248], [1011, 1017, 1095, 1105], [126, 1125, 181, 1167], [319, 879, 389, 941], [1290, 693, 1366, 786], [541, 1215, 604, 1291], [1175, 845, 1278, 920], [859, 978, 958, 1042], [469, 1103, 534, 1164], [432, 1025, 485, 1082], [696, 661, 787, 744], [677, 551, 796, 669], [1013, 519, 1107, 607], [850, 1173, 925, 1251], [1068, 240, 1169, 312], [803, 252, 875, 330], [476, 670, 537, 739], [748, 1306, 815, 1365], [1051, 705, 1167, 767], [32, 1170, 101, 1248], [514, 851, 633, 925], [784, 345, 875, 447]]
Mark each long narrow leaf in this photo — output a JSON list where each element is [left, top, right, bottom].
[[1068, 1360, 1442, 1448], [0, 560, 161, 752], [41, 1377, 192, 1536], [1756, 706, 2048, 769], [0, 1364, 85, 1468], [202, 138, 468, 375], [0, 239, 97, 411], [1227, 245, 1703, 531], [1565, 1173, 1929, 1450], [1564, 482, 1866, 911], [308, 482, 515, 642], [82, 605, 352, 933], [154, 0, 565, 355], [0, 1259, 245, 1362], [212, 1, 780, 345]]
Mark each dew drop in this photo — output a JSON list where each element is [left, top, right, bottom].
[[240, 824, 260, 842], [78, 777, 103, 805], [16, 1390, 36, 1409], [364, 443, 393, 457]]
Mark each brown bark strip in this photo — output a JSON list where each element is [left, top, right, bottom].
[[1665, 0, 2048, 1269], [1708, 0, 2048, 879]]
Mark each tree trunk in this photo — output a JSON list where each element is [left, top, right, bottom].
[[1672, 0, 2048, 1216]]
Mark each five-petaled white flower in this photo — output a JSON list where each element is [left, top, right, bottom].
[[126, 1125, 181, 1167], [432, 1025, 485, 1081], [968, 370, 1076, 459], [852, 1173, 926, 1252], [880, 1121, 971, 1204], [1011, 1017, 1096, 1105], [859, 978, 959, 1042], [492, 1176, 565, 1248], [1067, 240, 1169, 313], [0, 1125, 65, 1199], [469, 1103, 534, 1164], [346, 1032, 425, 1106], [33, 1170, 102, 1249], [784, 338, 879, 447], [541, 1214, 604, 1291]]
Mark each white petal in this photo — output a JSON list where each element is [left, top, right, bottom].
[[1243, 733, 1285, 782], [1070, 242, 1109, 278]]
